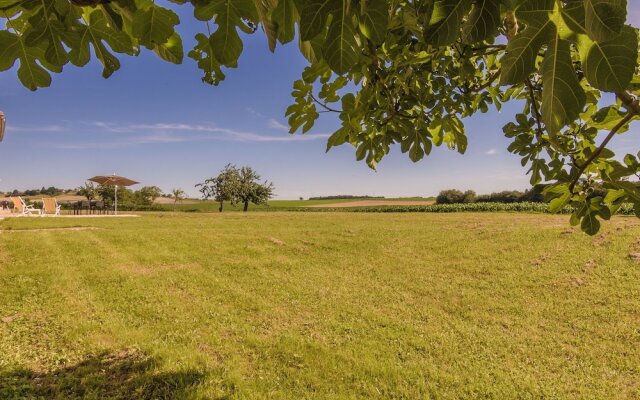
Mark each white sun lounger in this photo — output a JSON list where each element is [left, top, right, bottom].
[[10, 196, 41, 216]]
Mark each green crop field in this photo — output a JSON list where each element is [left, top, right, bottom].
[[1, 213, 639, 399], [163, 198, 369, 212], [160, 198, 436, 212]]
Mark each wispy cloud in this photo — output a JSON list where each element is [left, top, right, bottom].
[[268, 119, 290, 132], [96, 122, 327, 142], [6, 124, 67, 133], [246, 107, 266, 118], [51, 132, 190, 149], [28, 121, 330, 149], [485, 149, 498, 156]]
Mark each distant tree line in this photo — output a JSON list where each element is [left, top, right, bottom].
[[307, 195, 385, 200], [197, 164, 274, 212], [436, 189, 545, 205], [4, 187, 75, 197]]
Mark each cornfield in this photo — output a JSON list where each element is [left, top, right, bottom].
[[296, 202, 636, 215]]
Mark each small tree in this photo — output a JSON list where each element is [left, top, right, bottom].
[[171, 188, 185, 212], [97, 185, 133, 208], [134, 186, 163, 206], [462, 190, 476, 204], [235, 166, 275, 212], [78, 183, 98, 201], [197, 164, 239, 212]]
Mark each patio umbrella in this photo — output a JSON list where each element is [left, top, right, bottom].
[[88, 174, 139, 215]]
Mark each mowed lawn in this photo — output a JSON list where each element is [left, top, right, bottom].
[[1, 213, 639, 399]]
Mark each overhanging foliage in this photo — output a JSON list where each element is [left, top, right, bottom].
[[0, 0, 639, 233]]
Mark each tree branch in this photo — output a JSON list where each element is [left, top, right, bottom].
[[310, 93, 341, 113], [471, 44, 507, 51], [569, 113, 635, 193], [526, 79, 544, 139], [617, 91, 640, 116], [504, 10, 518, 40], [470, 69, 501, 92]]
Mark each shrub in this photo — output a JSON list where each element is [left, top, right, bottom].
[[462, 190, 476, 203], [436, 189, 466, 204]]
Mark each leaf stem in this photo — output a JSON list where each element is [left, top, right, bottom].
[[310, 93, 341, 113], [569, 113, 635, 193]]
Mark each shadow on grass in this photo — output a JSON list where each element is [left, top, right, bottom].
[[0, 348, 207, 399]]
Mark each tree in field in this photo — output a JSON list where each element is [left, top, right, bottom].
[[170, 188, 186, 212], [78, 183, 98, 201], [0, 1, 639, 233], [134, 186, 163, 206], [97, 184, 133, 207], [235, 166, 275, 212], [197, 164, 239, 212]]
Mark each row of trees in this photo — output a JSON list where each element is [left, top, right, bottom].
[[77, 183, 165, 209], [436, 189, 544, 205], [4, 187, 74, 197], [197, 165, 274, 212]]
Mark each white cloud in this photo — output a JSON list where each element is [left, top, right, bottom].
[[103, 122, 327, 142], [485, 149, 498, 156], [268, 119, 289, 132], [33, 121, 330, 149], [50, 133, 189, 149], [6, 124, 67, 133]]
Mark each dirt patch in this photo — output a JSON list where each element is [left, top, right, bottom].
[[627, 237, 640, 263], [531, 254, 549, 267], [1, 314, 19, 323], [583, 259, 597, 273], [306, 200, 435, 208], [572, 277, 585, 288], [1, 227, 100, 233]]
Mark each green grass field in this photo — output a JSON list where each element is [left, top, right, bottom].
[[1, 213, 639, 399], [164, 198, 361, 212], [162, 197, 435, 212]]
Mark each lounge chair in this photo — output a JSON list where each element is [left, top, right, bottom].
[[42, 197, 61, 216], [10, 196, 41, 216]]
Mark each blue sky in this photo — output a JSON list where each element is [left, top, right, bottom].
[[1, 5, 639, 199]]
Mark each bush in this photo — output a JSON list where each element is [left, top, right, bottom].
[[463, 190, 476, 203], [436, 189, 463, 204], [476, 190, 523, 203], [452, 188, 545, 204], [436, 189, 475, 204]]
